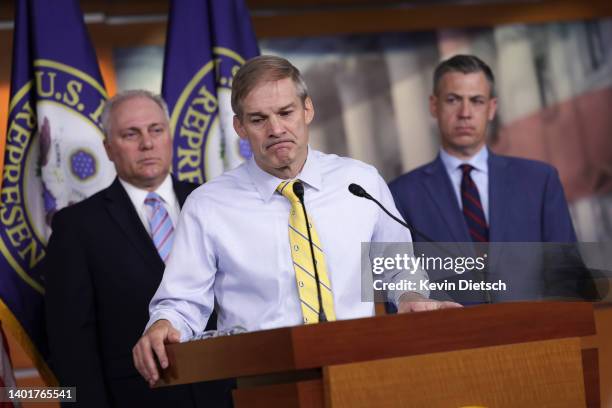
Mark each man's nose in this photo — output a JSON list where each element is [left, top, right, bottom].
[[267, 115, 284, 136], [140, 131, 154, 149], [459, 100, 472, 118]]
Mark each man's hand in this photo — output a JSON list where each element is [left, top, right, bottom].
[[133, 319, 181, 387], [397, 292, 462, 313]]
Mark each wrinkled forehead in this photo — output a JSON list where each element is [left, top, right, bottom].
[[242, 78, 301, 111]]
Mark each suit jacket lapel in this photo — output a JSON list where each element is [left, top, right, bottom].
[[172, 177, 193, 208], [422, 156, 471, 242], [104, 178, 165, 271], [488, 152, 509, 242]]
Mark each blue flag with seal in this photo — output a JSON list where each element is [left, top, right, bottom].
[[0, 0, 115, 385], [162, 0, 259, 183]]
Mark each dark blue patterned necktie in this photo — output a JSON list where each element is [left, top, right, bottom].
[[460, 164, 489, 242]]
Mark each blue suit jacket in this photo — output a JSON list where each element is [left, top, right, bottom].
[[389, 152, 576, 244], [388, 152, 588, 302]]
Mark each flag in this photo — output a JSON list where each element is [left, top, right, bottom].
[[0, 324, 18, 408], [162, 0, 259, 183], [0, 0, 115, 385]]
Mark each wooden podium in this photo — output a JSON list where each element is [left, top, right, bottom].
[[158, 302, 598, 407]]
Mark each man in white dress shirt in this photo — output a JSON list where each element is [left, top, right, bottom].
[[133, 56, 460, 386]]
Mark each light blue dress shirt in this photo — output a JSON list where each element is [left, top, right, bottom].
[[147, 148, 428, 340], [439, 146, 490, 224]]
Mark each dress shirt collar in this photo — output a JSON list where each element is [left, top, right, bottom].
[[440, 145, 489, 175], [119, 173, 175, 206], [246, 146, 322, 202]]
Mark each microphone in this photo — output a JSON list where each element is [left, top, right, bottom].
[[348, 183, 372, 199], [293, 181, 327, 322], [348, 183, 434, 243], [348, 183, 491, 304]]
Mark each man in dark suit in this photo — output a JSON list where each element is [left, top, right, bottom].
[[389, 55, 589, 302], [44, 90, 228, 407]]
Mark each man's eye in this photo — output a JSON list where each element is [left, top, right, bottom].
[[280, 110, 292, 117], [251, 118, 263, 124], [122, 132, 137, 139], [152, 127, 164, 133]]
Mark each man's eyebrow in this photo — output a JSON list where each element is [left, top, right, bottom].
[[445, 92, 486, 99], [245, 103, 296, 117], [277, 103, 296, 111]]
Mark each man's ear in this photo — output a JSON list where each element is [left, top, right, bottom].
[[429, 94, 438, 119], [233, 115, 247, 140], [304, 97, 315, 125], [103, 138, 114, 162], [488, 97, 498, 121]]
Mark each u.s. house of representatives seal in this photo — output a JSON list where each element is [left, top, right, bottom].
[[1, 59, 115, 294], [170, 47, 252, 184]]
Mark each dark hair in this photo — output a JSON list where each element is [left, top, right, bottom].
[[231, 55, 309, 119], [433, 54, 495, 97]]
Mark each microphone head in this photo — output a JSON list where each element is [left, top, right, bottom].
[[348, 183, 368, 198], [292, 180, 305, 199]]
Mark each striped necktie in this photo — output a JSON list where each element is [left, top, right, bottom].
[[460, 164, 489, 242], [277, 180, 336, 324], [144, 192, 174, 263]]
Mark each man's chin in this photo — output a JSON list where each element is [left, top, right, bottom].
[[262, 156, 296, 172], [136, 170, 167, 185], [451, 133, 477, 141], [271, 148, 295, 163], [449, 136, 484, 149]]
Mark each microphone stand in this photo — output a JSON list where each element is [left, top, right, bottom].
[[348, 183, 491, 304], [293, 181, 327, 322]]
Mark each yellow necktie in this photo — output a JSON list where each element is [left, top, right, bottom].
[[277, 180, 336, 324]]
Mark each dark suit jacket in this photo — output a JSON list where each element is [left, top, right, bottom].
[[389, 152, 576, 243], [388, 151, 592, 302], [44, 177, 229, 408]]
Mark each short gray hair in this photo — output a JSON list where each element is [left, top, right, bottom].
[[101, 90, 170, 138], [231, 55, 309, 119]]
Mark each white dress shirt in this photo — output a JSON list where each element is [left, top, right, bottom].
[[119, 174, 180, 234], [439, 146, 490, 223], [147, 148, 428, 341]]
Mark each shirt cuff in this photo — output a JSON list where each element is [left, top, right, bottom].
[[145, 311, 194, 343], [388, 283, 430, 307]]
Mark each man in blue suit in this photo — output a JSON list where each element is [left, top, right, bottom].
[[389, 55, 590, 302]]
